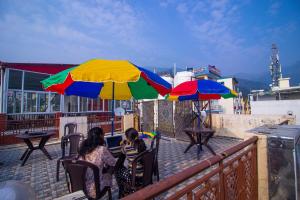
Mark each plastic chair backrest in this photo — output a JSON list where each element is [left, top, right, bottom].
[[64, 123, 77, 136], [62, 159, 101, 199], [132, 149, 156, 187], [61, 133, 82, 158]]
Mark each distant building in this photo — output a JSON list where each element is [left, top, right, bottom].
[[249, 44, 300, 124], [249, 81, 300, 124], [217, 77, 240, 114], [193, 65, 222, 80], [173, 71, 194, 87], [0, 61, 133, 115]]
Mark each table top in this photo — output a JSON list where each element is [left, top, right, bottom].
[[0, 180, 36, 200], [15, 131, 55, 139], [53, 190, 87, 200], [184, 127, 215, 133]]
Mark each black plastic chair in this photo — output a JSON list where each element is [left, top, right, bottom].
[[118, 149, 156, 198], [130, 148, 156, 190], [64, 123, 77, 136], [150, 132, 160, 181], [62, 159, 112, 200], [56, 133, 83, 181]]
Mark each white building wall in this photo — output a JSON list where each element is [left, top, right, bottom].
[[218, 98, 234, 114], [250, 100, 300, 124], [217, 78, 235, 114], [174, 71, 194, 87], [59, 116, 88, 138], [157, 76, 173, 100]]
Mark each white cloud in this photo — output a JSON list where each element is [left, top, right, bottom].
[[182, 0, 242, 50], [0, 0, 155, 64], [176, 3, 188, 14], [159, 0, 174, 8], [173, 0, 268, 72], [268, 1, 280, 16]]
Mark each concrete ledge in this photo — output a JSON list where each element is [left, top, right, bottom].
[[211, 114, 295, 200]]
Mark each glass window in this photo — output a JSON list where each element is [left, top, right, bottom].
[[93, 98, 102, 111], [108, 100, 113, 111], [50, 93, 60, 112], [37, 93, 48, 112], [87, 98, 93, 111], [7, 90, 22, 113], [64, 96, 78, 112], [8, 70, 22, 89], [24, 72, 48, 91], [80, 97, 88, 112], [115, 100, 121, 108], [24, 92, 37, 112], [122, 100, 132, 111]]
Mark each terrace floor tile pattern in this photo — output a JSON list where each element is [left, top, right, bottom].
[[0, 136, 241, 199]]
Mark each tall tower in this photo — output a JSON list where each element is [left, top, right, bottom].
[[269, 44, 282, 88]]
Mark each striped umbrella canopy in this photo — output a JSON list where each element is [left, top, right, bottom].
[[41, 59, 172, 134], [168, 79, 237, 101], [41, 59, 172, 99]]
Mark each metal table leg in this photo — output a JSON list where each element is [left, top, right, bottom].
[[202, 133, 216, 155], [196, 132, 203, 160], [20, 148, 29, 160], [184, 131, 196, 153], [38, 136, 52, 160], [21, 139, 35, 166]]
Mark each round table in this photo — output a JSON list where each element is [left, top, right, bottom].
[[0, 180, 36, 200], [184, 127, 216, 159]]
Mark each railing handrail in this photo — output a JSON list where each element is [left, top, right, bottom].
[[122, 136, 258, 200]]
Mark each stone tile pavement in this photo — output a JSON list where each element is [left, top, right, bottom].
[[0, 136, 241, 199]]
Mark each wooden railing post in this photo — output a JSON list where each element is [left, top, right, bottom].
[[253, 142, 258, 200], [219, 158, 225, 200]]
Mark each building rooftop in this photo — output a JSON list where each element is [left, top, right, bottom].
[[0, 61, 76, 75]]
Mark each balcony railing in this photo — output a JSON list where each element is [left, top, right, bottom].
[[0, 112, 123, 145], [123, 136, 258, 200]]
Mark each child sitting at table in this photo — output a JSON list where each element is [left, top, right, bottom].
[[78, 127, 116, 199], [115, 128, 147, 197]]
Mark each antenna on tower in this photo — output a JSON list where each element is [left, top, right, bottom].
[[269, 44, 282, 88], [173, 63, 176, 77]]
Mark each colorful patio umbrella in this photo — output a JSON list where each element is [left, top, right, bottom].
[[139, 131, 157, 139], [167, 79, 237, 127], [168, 79, 237, 101], [168, 79, 237, 159], [41, 59, 172, 134]]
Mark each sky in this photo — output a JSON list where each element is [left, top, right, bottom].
[[0, 0, 300, 76]]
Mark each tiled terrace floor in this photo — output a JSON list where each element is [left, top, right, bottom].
[[0, 136, 241, 200]]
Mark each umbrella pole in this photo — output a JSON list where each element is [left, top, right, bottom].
[[208, 100, 212, 128], [111, 82, 115, 136], [197, 100, 201, 128], [193, 100, 201, 128]]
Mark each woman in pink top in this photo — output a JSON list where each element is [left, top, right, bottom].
[[78, 127, 116, 198]]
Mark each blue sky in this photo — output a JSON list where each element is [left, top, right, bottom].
[[0, 0, 299, 76]]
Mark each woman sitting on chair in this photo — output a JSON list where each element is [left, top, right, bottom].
[[115, 128, 147, 197], [78, 127, 116, 199]]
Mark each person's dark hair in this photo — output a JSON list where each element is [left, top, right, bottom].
[[125, 128, 146, 153], [79, 127, 105, 158]]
